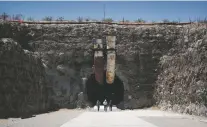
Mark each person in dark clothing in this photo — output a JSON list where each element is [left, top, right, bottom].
[[96, 100, 100, 111], [128, 95, 133, 110], [109, 100, 112, 111], [103, 99, 108, 112]]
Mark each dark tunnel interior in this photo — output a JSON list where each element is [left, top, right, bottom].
[[86, 71, 124, 106]]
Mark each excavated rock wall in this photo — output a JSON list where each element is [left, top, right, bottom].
[[24, 23, 179, 109], [0, 22, 206, 116], [154, 24, 207, 116], [0, 38, 49, 118]]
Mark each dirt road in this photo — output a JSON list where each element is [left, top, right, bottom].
[[1, 107, 207, 127], [0, 109, 84, 127]]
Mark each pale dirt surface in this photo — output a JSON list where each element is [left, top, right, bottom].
[[0, 120, 8, 127], [126, 109, 207, 121], [1, 108, 207, 127], [61, 108, 207, 127], [125, 109, 207, 127], [0, 109, 84, 127]]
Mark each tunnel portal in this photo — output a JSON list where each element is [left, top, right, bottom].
[[86, 71, 124, 106]]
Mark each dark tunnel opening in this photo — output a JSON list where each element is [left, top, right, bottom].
[[86, 71, 124, 106]]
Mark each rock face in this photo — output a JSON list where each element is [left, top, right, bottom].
[[0, 38, 49, 118], [0, 22, 207, 117], [25, 24, 177, 109], [154, 25, 207, 117]]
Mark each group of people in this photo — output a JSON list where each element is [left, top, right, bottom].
[[96, 99, 113, 112]]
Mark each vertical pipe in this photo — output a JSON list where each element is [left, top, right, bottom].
[[94, 39, 104, 85], [106, 36, 116, 84]]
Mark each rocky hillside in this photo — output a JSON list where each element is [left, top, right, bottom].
[[0, 22, 206, 117], [0, 38, 49, 118], [154, 24, 207, 116]]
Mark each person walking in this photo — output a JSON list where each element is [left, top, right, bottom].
[[128, 95, 133, 110], [109, 100, 112, 111], [96, 100, 100, 111], [103, 99, 108, 112]]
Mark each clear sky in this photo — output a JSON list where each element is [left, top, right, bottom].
[[0, 1, 206, 22]]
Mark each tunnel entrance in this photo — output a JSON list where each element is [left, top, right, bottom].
[[86, 71, 124, 106]]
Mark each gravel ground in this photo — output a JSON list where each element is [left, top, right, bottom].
[[0, 109, 84, 127]]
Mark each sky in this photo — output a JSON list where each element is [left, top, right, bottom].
[[0, 1, 206, 22]]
